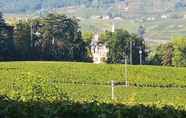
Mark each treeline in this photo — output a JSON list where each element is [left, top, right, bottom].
[[2, 11, 186, 66], [0, 11, 146, 64], [148, 36, 186, 67], [0, 12, 88, 61], [0, 12, 14, 60], [102, 30, 146, 64]]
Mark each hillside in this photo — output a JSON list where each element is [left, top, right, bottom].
[[1, 0, 186, 15], [2, 0, 186, 46]]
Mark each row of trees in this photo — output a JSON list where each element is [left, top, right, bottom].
[[0, 12, 15, 60], [148, 36, 186, 67], [2, 11, 186, 66], [104, 30, 145, 64], [0, 12, 87, 61], [0, 11, 146, 64], [3, 11, 186, 66]]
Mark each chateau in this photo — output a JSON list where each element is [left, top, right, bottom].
[[90, 33, 109, 64], [90, 24, 115, 64]]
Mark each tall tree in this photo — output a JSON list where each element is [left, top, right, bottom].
[[107, 29, 146, 64], [0, 12, 15, 60], [14, 21, 32, 60], [147, 44, 165, 65], [162, 43, 173, 66], [172, 36, 186, 67], [40, 14, 87, 60]]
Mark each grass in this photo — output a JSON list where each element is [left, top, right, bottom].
[[50, 84, 186, 106], [1, 61, 186, 87], [0, 61, 186, 107], [1, 61, 186, 117]]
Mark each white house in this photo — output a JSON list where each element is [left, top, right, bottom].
[[90, 23, 116, 64], [91, 33, 109, 64], [161, 15, 168, 19], [183, 14, 186, 19], [102, 16, 110, 20]]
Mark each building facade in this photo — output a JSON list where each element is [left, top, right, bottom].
[[91, 33, 109, 64]]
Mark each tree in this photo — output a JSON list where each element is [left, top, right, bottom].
[[107, 30, 129, 64], [130, 33, 146, 64], [82, 32, 93, 58], [172, 37, 186, 67], [148, 45, 164, 65], [40, 14, 87, 61], [14, 21, 32, 60], [148, 43, 173, 66], [0, 12, 15, 60], [107, 29, 146, 64], [11, 13, 88, 61], [82, 32, 93, 46], [162, 43, 173, 66]]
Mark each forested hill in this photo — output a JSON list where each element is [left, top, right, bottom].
[[0, 0, 186, 15]]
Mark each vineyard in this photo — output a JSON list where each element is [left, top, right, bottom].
[[0, 61, 186, 117]]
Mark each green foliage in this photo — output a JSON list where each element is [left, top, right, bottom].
[[1, 62, 186, 91], [107, 30, 129, 64], [172, 36, 186, 67], [148, 43, 173, 66], [82, 32, 93, 58], [4, 13, 88, 61], [100, 31, 112, 43], [0, 96, 185, 118], [40, 13, 87, 60], [14, 21, 32, 59], [107, 29, 146, 64], [82, 32, 93, 45], [0, 62, 186, 117], [0, 12, 15, 60], [162, 43, 173, 66], [148, 46, 164, 65]]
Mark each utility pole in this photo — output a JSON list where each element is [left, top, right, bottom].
[[30, 23, 33, 48], [111, 80, 114, 100], [130, 41, 132, 65], [139, 47, 143, 65], [124, 54, 128, 87], [112, 23, 115, 33]]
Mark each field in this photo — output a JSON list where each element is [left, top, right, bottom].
[[0, 62, 186, 103], [1, 61, 186, 117]]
